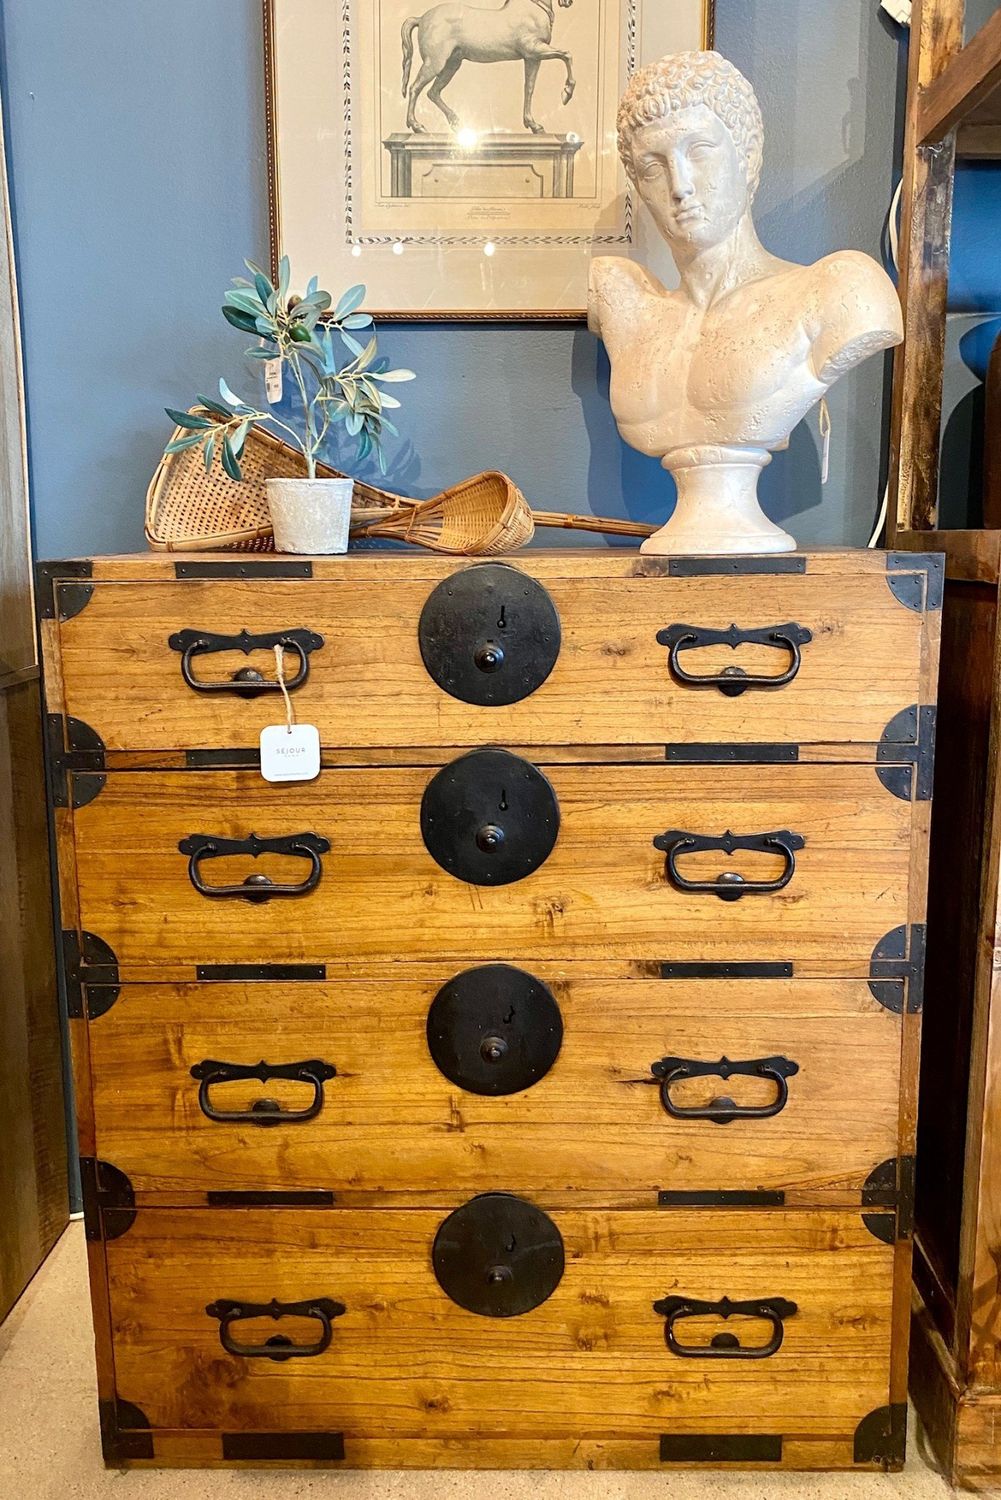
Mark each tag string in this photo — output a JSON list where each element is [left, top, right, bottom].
[[818, 398, 832, 486], [274, 645, 295, 733]]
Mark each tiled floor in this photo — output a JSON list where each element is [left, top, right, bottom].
[[0, 1222, 969, 1498]]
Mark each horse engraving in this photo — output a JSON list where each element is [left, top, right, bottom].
[[401, 0, 576, 135]]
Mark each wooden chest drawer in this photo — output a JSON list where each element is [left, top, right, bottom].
[[69, 762, 914, 971], [104, 1205, 894, 1457], [86, 975, 902, 1204], [42, 548, 938, 1474], [48, 552, 934, 752]]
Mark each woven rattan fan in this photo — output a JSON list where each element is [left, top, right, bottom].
[[350, 474, 654, 554], [147, 415, 653, 554]]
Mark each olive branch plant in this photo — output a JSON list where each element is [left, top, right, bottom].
[[164, 256, 415, 480]]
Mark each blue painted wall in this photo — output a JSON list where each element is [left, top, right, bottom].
[[952, 165, 1001, 313], [1, 0, 908, 559]]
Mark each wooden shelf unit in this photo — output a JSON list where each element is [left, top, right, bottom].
[[919, 5, 1001, 155], [888, 1, 1001, 1489]]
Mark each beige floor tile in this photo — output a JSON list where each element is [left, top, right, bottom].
[[0, 1223, 977, 1499]]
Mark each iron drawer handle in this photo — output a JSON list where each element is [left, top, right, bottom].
[[653, 1295, 798, 1360], [205, 1297, 346, 1361], [179, 831, 330, 902], [168, 628, 324, 696], [653, 828, 805, 901], [650, 1054, 799, 1124], [190, 1058, 337, 1126], [656, 622, 812, 697]]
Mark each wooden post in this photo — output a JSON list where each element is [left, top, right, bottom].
[[0, 87, 68, 1319], [887, 0, 963, 541]]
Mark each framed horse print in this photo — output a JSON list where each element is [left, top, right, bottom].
[[265, 0, 714, 319]]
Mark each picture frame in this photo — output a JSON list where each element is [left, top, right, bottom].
[[265, 0, 714, 320]]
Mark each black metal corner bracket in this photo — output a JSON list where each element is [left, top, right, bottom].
[[62, 930, 120, 1020], [98, 1399, 154, 1464], [861, 1156, 916, 1244], [80, 1157, 136, 1242], [114, 1398, 152, 1432], [885, 552, 944, 613], [877, 704, 936, 801], [853, 1402, 907, 1467], [868, 925, 926, 1014], [45, 714, 106, 808], [35, 560, 94, 621]]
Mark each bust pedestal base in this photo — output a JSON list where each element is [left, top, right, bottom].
[[640, 446, 797, 556]]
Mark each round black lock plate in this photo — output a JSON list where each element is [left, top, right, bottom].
[[421, 748, 559, 886], [418, 564, 561, 706], [432, 1193, 565, 1317], [427, 964, 563, 1096]]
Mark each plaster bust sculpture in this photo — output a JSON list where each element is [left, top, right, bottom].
[[589, 52, 903, 554]]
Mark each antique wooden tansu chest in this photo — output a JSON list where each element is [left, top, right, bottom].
[[39, 547, 939, 1472]]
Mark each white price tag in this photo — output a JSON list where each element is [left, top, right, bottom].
[[265, 357, 283, 404], [260, 723, 320, 783]]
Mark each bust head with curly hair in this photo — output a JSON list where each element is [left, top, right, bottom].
[[616, 51, 765, 254], [588, 50, 903, 557]]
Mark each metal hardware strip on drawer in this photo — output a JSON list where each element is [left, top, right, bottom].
[[39, 548, 939, 1473]]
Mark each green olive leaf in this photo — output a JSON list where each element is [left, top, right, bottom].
[[165, 408, 212, 429]]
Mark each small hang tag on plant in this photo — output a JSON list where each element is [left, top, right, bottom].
[[265, 357, 283, 404], [260, 723, 320, 783]]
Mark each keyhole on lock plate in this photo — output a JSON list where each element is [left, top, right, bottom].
[[497, 604, 507, 629], [505, 1234, 517, 1253], [499, 787, 508, 812]]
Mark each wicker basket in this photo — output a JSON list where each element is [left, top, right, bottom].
[[145, 415, 403, 553], [146, 412, 654, 555]]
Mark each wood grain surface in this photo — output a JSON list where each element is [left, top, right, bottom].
[[105, 1206, 894, 1439], [54, 567, 926, 751], [40, 547, 936, 1473], [887, 0, 962, 538], [70, 763, 915, 970], [915, 580, 992, 1324], [126, 1432, 862, 1471], [917, 5, 1001, 145], [0, 681, 68, 1318], [87, 976, 901, 1202]]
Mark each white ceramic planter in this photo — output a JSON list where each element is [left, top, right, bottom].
[[266, 477, 354, 555]]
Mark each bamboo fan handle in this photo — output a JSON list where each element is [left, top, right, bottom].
[[349, 509, 400, 528], [531, 509, 655, 538]]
